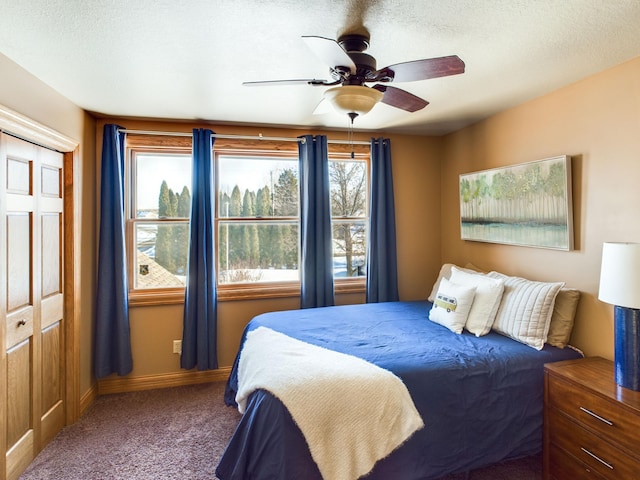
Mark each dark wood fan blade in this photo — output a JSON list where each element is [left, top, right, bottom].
[[243, 79, 331, 86], [382, 55, 465, 83], [372, 84, 428, 112], [302, 36, 357, 73]]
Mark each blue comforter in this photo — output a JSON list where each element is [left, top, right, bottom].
[[217, 301, 581, 479]]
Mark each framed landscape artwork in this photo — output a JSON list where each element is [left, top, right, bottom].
[[459, 155, 574, 250]]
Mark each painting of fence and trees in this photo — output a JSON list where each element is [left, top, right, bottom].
[[459, 155, 573, 250]]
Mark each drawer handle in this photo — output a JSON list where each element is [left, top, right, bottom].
[[17, 319, 27, 327], [579, 406, 614, 426], [581, 447, 614, 470]]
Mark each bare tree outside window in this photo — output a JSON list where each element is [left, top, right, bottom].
[[329, 159, 367, 278]]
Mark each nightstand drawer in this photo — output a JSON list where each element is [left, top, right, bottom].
[[549, 445, 607, 479], [548, 408, 640, 479], [548, 374, 640, 449]]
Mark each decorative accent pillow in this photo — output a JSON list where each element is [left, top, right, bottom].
[[428, 263, 482, 302], [488, 271, 564, 350], [429, 277, 476, 334], [450, 266, 505, 337], [546, 288, 581, 348]]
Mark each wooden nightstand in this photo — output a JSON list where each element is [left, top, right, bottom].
[[544, 357, 640, 479]]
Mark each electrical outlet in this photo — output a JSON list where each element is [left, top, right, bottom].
[[173, 340, 182, 354]]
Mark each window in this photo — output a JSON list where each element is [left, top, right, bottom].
[[128, 148, 192, 295], [329, 157, 368, 279], [216, 152, 369, 290], [217, 154, 300, 285], [125, 135, 369, 303]]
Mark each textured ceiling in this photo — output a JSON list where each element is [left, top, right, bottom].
[[1, 0, 639, 135]]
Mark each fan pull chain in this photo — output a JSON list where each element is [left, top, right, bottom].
[[347, 112, 358, 159]]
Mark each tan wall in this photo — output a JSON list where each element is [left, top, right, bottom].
[[442, 56, 640, 360], [0, 54, 86, 137], [97, 118, 442, 374]]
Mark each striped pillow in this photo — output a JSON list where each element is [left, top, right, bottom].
[[488, 272, 564, 350]]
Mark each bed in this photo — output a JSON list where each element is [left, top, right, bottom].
[[216, 297, 582, 480]]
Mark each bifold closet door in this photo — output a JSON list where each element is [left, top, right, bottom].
[[2, 133, 64, 480]]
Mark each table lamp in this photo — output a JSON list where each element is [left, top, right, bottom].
[[598, 242, 640, 391]]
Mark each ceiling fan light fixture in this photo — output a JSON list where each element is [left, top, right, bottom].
[[324, 85, 384, 115]]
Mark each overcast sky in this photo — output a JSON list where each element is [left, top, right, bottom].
[[136, 154, 296, 210]]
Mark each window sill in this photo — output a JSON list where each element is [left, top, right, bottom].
[[334, 278, 367, 295], [128, 279, 366, 306], [129, 289, 185, 307]]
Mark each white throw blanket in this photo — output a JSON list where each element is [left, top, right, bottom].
[[235, 326, 424, 480]]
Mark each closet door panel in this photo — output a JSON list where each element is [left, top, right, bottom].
[[6, 213, 32, 313], [41, 213, 61, 299], [40, 322, 63, 446], [5, 340, 34, 480], [40, 165, 59, 198], [6, 341, 32, 448], [6, 157, 30, 195]]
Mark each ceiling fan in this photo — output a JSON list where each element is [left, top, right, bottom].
[[244, 33, 465, 119]]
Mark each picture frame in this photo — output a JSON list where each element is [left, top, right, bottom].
[[459, 155, 573, 251]]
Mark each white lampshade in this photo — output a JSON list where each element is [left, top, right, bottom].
[[324, 85, 384, 115], [599, 242, 640, 309]]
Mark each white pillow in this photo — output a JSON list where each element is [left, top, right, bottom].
[[450, 266, 505, 337], [428, 263, 482, 302], [429, 277, 476, 334], [488, 271, 564, 350]]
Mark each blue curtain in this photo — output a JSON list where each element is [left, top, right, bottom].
[[95, 124, 133, 378], [181, 129, 218, 370], [299, 135, 335, 308], [367, 138, 399, 303]]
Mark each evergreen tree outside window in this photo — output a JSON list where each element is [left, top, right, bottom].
[[217, 155, 300, 284], [131, 151, 192, 290]]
